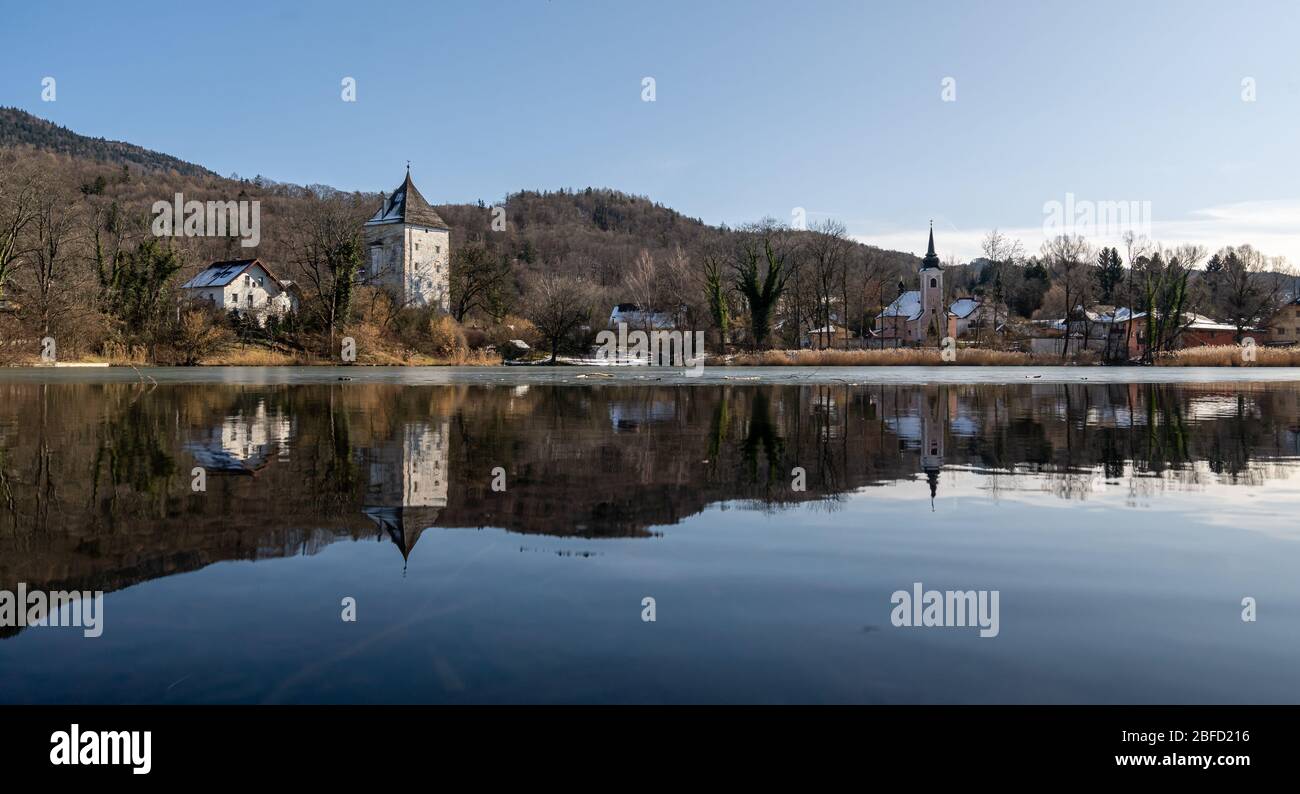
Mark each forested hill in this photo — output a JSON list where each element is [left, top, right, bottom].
[[0, 108, 924, 286], [0, 107, 217, 178]]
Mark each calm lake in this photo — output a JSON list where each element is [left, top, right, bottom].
[[1, 368, 1298, 704]]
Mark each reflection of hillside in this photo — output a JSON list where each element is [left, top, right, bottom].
[[0, 380, 1298, 603]]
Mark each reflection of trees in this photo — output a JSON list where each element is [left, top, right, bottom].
[[740, 390, 784, 489], [89, 384, 177, 523], [2, 379, 1300, 600], [319, 386, 360, 511], [1136, 384, 1190, 475]]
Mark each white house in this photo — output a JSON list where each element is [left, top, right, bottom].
[[180, 258, 298, 324], [609, 303, 676, 329]]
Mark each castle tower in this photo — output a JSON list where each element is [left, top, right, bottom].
[[917, 222, 944, 342], [364, 167, 451, 311]]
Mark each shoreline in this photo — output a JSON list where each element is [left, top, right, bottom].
[[10, 343, 1297, 371], [4, 364, 1300, 386]]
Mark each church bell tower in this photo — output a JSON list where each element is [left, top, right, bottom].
[[917, 221, 944, 342]]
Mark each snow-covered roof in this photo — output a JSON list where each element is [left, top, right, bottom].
[[181, 259, 280, 290], [1184, 313, 1238, 331], [949, 298, 980, 319], [1101, 309, 1236, 331], [878, 290, 922, 320], [609, 304, 676, 329]]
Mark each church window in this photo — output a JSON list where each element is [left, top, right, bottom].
[[930, 278, 937, 288]]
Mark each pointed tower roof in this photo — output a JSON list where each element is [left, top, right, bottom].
[[366, 168, 449, 230], [920, 220, 942, 271], [361, 506, 440, 569]]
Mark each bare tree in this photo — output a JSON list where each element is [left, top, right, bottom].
[[980, 229, 1024, 347], [626, 249, 659, 332], [1117, 231, 1152, 358], [288, 196, 366, 355], [524, 272, 595, 363], [1040, 234, 1094, 357], [0, 161, 40, 302], [660, 245, 695, 329], [23, 187, 85, 338], [805, 219, 851, 348], [1209, 245, 1288, 341], [449, 239, 510, 322]]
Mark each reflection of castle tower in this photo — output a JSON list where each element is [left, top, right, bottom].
[[362, 420, 450, 563], [918, 386, 949, 508]]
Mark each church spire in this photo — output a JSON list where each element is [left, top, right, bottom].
[[920, 220, 941, 271]]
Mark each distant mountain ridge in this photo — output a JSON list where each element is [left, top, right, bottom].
[[0, 107, 217, 178]]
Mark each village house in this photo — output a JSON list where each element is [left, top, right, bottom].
[[1108, 311, 1241, 358], [1264, 298, 1300, 345], [875, 224, 959, 344], [1031, 307, 1248, 359], [608, 303, 676, 329], [802, 323, 857, 349], [179, 258, 298, 324], [364, 167, 451, 312]]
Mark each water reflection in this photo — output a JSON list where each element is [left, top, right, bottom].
[[362, 420, 449, 563], [1, 380, 1297, 602]]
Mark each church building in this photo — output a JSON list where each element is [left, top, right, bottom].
[[876, 224, 961, 344], [364, 168, 451, 311]]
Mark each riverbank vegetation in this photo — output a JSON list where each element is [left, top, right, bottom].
[[1, 108, 1296, 368]]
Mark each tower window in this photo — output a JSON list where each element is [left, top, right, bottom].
[[930, 278, 937, 288]]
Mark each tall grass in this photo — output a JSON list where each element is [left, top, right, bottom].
[[96, 341, 149, 365], [717, 348, 1047, 366], [1156, 345, 1300, 367], [203, 346, 315, 366]]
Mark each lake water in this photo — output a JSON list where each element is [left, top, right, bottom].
[[1, 368, 1298, 704]]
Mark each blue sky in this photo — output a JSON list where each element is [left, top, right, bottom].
[[2, 0, 1298, 262]]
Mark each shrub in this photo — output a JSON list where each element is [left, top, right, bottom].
[[427, 314, 467, 357]]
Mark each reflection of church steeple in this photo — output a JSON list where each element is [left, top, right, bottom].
[[361, 420, 450, 567], [918, 386, 947, 510]]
